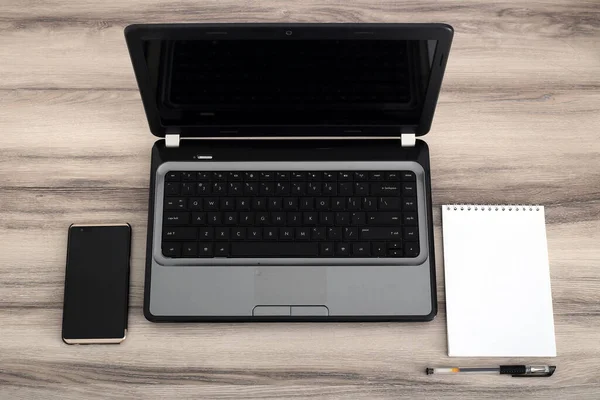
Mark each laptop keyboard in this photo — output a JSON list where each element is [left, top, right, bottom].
[[161, 171, 419, 259]]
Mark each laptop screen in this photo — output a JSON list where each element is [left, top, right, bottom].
[[137, 36, 441, 131]]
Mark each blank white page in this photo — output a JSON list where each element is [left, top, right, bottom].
[[442, 205, 556, 357]]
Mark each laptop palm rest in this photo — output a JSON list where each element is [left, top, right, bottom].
[[254, 266, 326, 305]]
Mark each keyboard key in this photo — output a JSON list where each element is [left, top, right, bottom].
[[162, 243, 181, 257], [268, 198, 283, 211], [231, 242, 318, 257], [378, 197, 401, 210], [212, 182, 226, 195], [322, 182, 336, 195], [363, 197, 377, 211], [283, 197, 298, 211], [224, 212, 238, 225], [181, 183, 195, 196], [320, 242, 334, 256], [231, 228, 246, 240], [247, 228, 262, 240], [347, 197, 360, 210], [244, 182, 258, 195], [335, 212, 350, 225], [403, 213, 418, 225], [260, 182, 274, 195], [239, 212, 253, 225], [385, 172, 399, 180], [402, 182, 416, 196], [327, 227, 342, 240], [271, 212, 286, 225], [260, 172, 274, 181], [165, 183, 180, 196], [275, 182, 290, 195], [369, 172, 384, 180], [189, 198, 203, 210], [287, 212, 302, 225], [192, 212, 206, 224], [244, 172, 258, 181], [359, 227, 401, 240], [181, 242, 198, 257], [295, 227, 310, 240], [403, 227, 418, 241], [264, 228, 279, 240], [207, 212, 221, 225], [354, 172, 368, 181], [220, 198, 235, 210], [352, 243, 371, 257], [404, 242, 419, 257], [319, 212, 334, 225], [204, 198, 219, 211], [276, 172, 290, 180], [163, 227, 197, 241], [343, 227, 358, 240], [197, 172, 210, 180], [236, 198, 251, 210], [388, 242, 402, 250], [228, 182, 243, 195], [331, 198, 345, 211], [372, 242, 386, 257], [164, 212, 190, 225], [215, 243, 230, 257], [216, 228, 229, 240], [307, 172, 321, 181], [307, 183, 321, 195], [199, 228, 214, 240], [338, 182, 353, 196], [182, 172, 196, 181], [280, 228, 294, 240], [401, 171, 416, 181], [196, 182, 210, 195], [165, 198, 187, 210], [291, 172, 306, 181], [402, 198, 417, 211], [354, 182, 368, 195], [338, 172, 352, 181], [256, 212, 269, 225], [388, 249, 403, 257], [229, 172, 242, 181], [166, 172, 181, 181], [371, 183, 401, 196], [300, 197, 314, 210], [252, 197, 267, 210], [316, 198, 329, 210], [304, 212, 318, 225], [351, 212, 366, 225], [311, 227, 326, 240], [197, 243, 214, 257], [291, 182, 306, 195], [335, 242, 350, 256], [323, 172, 336, 181], [212, 172, 226, 181], [367, 212, 401, 225]]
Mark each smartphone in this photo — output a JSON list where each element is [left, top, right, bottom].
[[62, 224, 131, 344]]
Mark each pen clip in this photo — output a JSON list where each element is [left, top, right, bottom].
[[510, 366, 556, 377]]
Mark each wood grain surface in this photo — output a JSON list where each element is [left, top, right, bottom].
[[1, 1, 600, 399]]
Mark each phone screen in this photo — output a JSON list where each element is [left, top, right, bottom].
[[62, 224, 131, 343]]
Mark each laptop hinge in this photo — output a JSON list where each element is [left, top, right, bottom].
[[165, 134, 180, 148], [401, 133, 416, 147]]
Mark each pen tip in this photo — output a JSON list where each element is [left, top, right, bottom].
[[426, 368, 434, 375]]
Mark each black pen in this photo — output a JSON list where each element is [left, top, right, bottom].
[[426, 365, 556, 377]]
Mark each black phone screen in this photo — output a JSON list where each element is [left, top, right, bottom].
[[62, 224, 131, 342]]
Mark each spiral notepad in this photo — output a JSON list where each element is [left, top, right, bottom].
[[442, 205, 556, 357]]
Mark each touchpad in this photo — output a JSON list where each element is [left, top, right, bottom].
[[254, 266, 326, 304]]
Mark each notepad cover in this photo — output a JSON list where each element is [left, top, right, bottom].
[[442, 205, 556, 357]]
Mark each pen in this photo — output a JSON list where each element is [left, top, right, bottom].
[[426, 365, 556, 377]]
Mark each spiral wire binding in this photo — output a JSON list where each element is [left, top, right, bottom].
[[445, 204, 541, 212]]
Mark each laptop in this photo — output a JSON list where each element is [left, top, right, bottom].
[[125, 23, 453, 321]]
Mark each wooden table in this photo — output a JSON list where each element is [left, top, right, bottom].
[[1, 1, 599, 399]]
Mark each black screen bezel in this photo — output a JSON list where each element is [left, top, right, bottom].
[[125, 23, 453, 138], [62, 224, 131, 343]]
